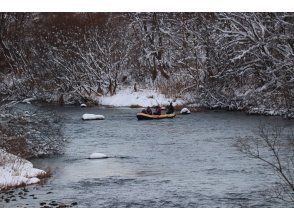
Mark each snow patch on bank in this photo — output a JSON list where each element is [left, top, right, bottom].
[[0, 149, 46, 190], [98, 88, 184, 107]]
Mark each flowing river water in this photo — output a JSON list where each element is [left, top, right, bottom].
[[1, 106, 294, 207]]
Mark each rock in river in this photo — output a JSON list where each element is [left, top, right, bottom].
[[88, 153, 108, 159], [82, 114, 105, 120]]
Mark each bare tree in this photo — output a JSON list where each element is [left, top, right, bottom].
[[0, 12, 293, 117], [236, 123, 294, 202]]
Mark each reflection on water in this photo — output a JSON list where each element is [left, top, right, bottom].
[[1, 106, 293, 207]]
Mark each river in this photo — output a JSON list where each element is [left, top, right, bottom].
[[1, 106, 293, 207]]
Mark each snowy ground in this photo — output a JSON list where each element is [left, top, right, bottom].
[[98, 88, 185, 107], [0, 149, 46, 190]]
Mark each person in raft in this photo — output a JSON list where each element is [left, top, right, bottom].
[[153, 105, 162, 115], [146, 106, 152, 115], [166, 102, 174, 114], [141, 106, 153, 115]]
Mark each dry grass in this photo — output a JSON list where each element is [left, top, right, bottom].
[[1, 137, 30, 159], [37, 167, 52, 179], [0, 121, 31, 159]]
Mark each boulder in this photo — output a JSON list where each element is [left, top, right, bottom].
[[82, 114, 105, 120], [89, 153, 108, 159], [180, 108, 191, 114]]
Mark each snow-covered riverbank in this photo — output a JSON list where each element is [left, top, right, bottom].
[[98, 88, 184, 107], [15, 86, 293, 118], [0, 149, 46, 190]]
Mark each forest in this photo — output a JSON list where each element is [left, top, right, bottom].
[[0, 12, 293, 116], [1, 12, 294, 207]]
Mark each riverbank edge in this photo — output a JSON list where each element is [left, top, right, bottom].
[[2, 85, 293, 119], [28, 100, 294, 119], [0, 149, 49, 191], [0, 103, 61, 191], [185, 105, 294, 119]]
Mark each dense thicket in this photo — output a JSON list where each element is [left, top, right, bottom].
[[0, 13, 293, 116]]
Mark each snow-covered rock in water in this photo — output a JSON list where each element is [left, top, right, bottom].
[[180, 108, 191, 114], [21, 97, 36, 104], [80, 103, 87, 108], [26, 177, 41, 185], [82, 114, 105, 120], [0, 149, 46, 190], [89, 153, 108, 159], [98, 87, 184, 107]]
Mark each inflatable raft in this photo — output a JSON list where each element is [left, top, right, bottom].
[[136, 113, 176, 120]]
